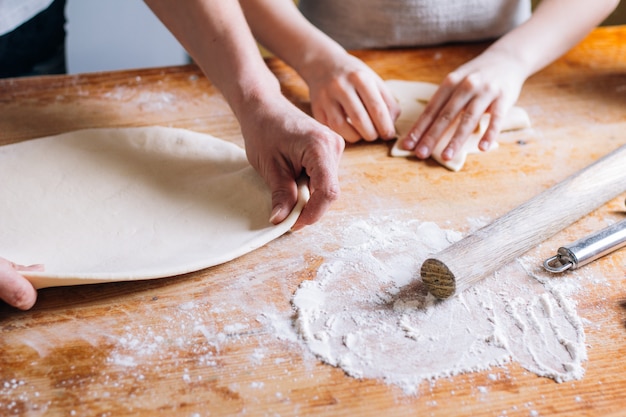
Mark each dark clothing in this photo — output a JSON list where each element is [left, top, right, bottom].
[[0, 0, 67, 78]]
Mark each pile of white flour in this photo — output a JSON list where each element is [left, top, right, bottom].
[[291, 216, 586, 395]]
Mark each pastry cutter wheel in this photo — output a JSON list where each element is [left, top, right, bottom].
[[543, 198, 626, 273]]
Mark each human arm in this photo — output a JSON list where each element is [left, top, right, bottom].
[[0, 258, 42, 310], [239, 0, 400, 143], [143, 0, 344, 229], [399, 0, 619, 161]]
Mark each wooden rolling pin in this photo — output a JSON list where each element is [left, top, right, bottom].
[[421, 144, 626, 299]]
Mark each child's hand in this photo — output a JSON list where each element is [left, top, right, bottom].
[[398, 49, 527, 161], [302, 52, 400, 143], [0, 257, 42, 310]]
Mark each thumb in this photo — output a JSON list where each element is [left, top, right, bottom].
[[268, 178, 300, 226], [0, 259, 39, 310]]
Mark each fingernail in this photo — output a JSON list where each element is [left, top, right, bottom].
[[402, 134, 417, 149], [416, 145, 429, 158], [443, 148, 454, 160], [269, 206, 283, 224], [16, 298, 36, 311], [14, 290, 36, 310], [479, 140, 491, 151]]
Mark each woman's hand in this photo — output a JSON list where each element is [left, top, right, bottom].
[[397, 0, 619, 162], [398, 49, 527, 161], [303, 52, 400, 143], [237, 93, 345, 230]]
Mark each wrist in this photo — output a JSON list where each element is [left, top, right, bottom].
[[482, 43, 534, 80], [292, 39, 348, 85], [225, 70, 283, 121]]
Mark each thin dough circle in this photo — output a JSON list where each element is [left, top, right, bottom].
[[0, 127, 308, 288]]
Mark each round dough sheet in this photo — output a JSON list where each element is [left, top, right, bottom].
[[0, 127, 307, 288]]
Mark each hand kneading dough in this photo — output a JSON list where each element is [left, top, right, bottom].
[[0, 127, 309, 289], [387, 80, 531, 171]]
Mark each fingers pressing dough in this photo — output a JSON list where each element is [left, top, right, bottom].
[[387, 80, 531, 171]]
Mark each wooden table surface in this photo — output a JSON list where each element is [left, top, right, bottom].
[[1, 26, 625, 417]]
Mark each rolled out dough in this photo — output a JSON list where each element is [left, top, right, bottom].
[[387, 80, 531, 171], [0, 127, 308, 289]]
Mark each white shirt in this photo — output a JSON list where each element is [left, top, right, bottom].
[[0, 0, 55, 36], [299, 0, 532, 49]]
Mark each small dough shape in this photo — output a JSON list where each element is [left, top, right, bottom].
[[0, 127, 308, 289], [387, 80, 531, 171]]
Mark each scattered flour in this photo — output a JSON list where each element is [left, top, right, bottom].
[[292, 216, 587, 395], [1, 211, 590, 405]]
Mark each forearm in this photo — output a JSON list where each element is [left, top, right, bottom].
[[238, 0, 346, 81], [485, 0, 618, 77], [145, 1, 344, 230], [144, 0, 280, 118]]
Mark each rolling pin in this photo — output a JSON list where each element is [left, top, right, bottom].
[[421, 144, 626, 299]]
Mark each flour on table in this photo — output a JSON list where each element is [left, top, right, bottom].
[[292, 216, 586, 395]]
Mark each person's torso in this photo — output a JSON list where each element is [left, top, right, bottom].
[[299, 0, 532, 49]]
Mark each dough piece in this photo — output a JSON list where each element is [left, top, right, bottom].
[[0, 127, 308, 289], [387, 80, 531, 171]]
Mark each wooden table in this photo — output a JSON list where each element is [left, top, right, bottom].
[[1, 26, 625, 417]]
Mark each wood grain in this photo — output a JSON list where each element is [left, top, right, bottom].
[[1, 26, 625, 417], [422, 144, 626, 298]]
